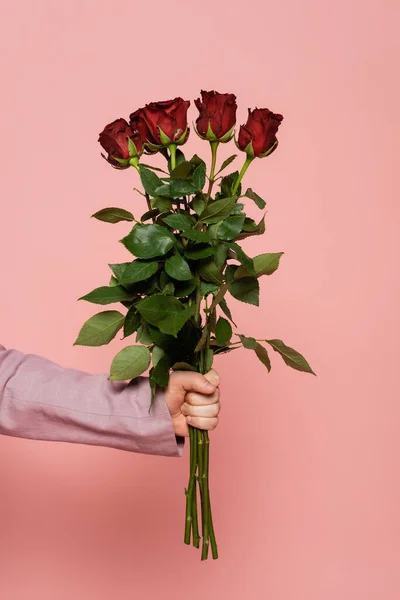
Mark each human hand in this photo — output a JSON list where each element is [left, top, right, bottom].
[[164, 369, 221, 438]]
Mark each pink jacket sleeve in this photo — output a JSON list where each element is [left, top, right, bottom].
[[0, 344, 184, 457]]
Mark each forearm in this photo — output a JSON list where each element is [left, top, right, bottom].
[[0, 344, 183, 457]]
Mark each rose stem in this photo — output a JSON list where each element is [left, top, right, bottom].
[[191, 430, 201, 548], [184, 424, 195, 544], [231, 155, 254, 195], [204, 140, 219, 207], [204, 430, 218, 559], [196, 427, 210, 560], [169, 143, 177, 171]]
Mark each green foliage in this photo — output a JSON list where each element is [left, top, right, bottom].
[[91, 207, 134, 223], [229, 277, 259, 306], [198, 259, 223, 284], [121, 223, 175, 259], [137, 294, 195, 337], [78, 285, 133, 305], [165, 255, 192, 281], [123, 306, 141, 338], [244, 188, 266, 209], [215, 215, 245, 240], [235, 252, 283, 279], [109, 345, 151, 381], [239, 334, 257, 349], [254, 343, 271, 372], [163, 214, 195, 230], [74, 311, 124, 346], [200, 197, 236, 224], [218, 155, 237, 173], [266, 339, 316, 375], [215, 318, 232, 345], [219, 171, 240, 197], [109, 260, 159, 285], [139, 166, 164, 196]]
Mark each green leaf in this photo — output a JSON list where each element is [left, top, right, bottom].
[[237, 215, 266, 240], [239, 334, 257, 349], [244, 188, 266, 209], [185, 245, 216, 260], [192, 195, 205, 215], [140, 163, 169, 174], [229, 242, 256, 275], [78, 285, 133, 305], [220, 171, 240, 197], [254, 343, 271, 372], [193, 164, 206, 191], [214, 243, 229, 269], [230, 202, 245, 215], [109, 345, 151, 381], [109, 275, 119, 287], [181, 228, 211, 243], [229, 277, 259, 306], [152, 345, 166, 367], [139, 166, 164, 196], [200, 197, 236, 224], [154, 179, 197, 198], [217, 215, 245, 241], [199, 259, 223, 284], [215, 317, 232, 345], [151, 346, 165, 367], [91, 207, 134, 223], [163, 213, 195, 230], [218, 155, 237, 173], [151, 196, 173, 212], [219, 297, 236, 325], [200, 281, 219, 296], [174, 278, 197, 298], [266, 339, 316, 375], [170, 160, 193, 179], [109, 260, 159, 285], [121, 224, 175, 259], [123, 306, 141, 338], [74, 311, 124, 346], [141, 208, 159, 221], [151, 355, 171, 387], [165, 255, 192, 281], [135, 322, 153, 345], [235, 252, 284, 279], [137, 295, 195, 337]]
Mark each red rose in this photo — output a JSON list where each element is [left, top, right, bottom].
[[195, 90, 237, 141], [98, 118, 143, 168], [237, 108, 283, 157], [129, 108, 158, 149], [139, 97, 190, 147]]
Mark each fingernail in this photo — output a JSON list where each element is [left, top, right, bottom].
[[204, 382, 215, 392]]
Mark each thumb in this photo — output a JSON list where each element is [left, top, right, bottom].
[[203, 369, 220, 387]]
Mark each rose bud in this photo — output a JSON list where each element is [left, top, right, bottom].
[[237, 108, 283, 158], [140, 97, 190, 148], [98, 118, 143, 169], [129, 108, 158, 153], [194, 90, 237, 142]]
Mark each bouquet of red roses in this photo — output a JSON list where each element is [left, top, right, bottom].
[[74, 91, 315, 560]]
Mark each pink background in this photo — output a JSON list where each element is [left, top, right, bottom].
[[0, 0, 399, 598]]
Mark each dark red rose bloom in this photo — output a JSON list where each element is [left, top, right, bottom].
[[139, 97, 190, 145], [195, 90, 237, 141], [237, 108, 283, 157], [129, 108, 157, 146], [98, 118, 143, 168]]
